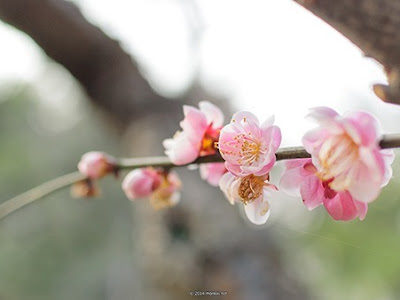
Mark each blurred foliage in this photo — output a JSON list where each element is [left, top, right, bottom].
[[0, 83, 138, 300], [279, 155, 400, 300]]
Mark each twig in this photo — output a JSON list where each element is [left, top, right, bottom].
[[0, 134, 399, 221], [0, 172, 85, 220]]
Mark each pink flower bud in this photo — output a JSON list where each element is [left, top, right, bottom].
[[122, 168, 161, 200], [78, 152, 116, 179], [122, 169, 182, 209], [70, 179, 100, 198]]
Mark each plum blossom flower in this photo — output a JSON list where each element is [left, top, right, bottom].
[[280, 159, 369, 221], [78, 151, 116, 179], [163, 101, 224, 165], [219, 172, 277, 225], [218, 111, 281, 177], [302, 107, 394, 203], [122, 168, 182, 209], [199, 163, 227, 186]]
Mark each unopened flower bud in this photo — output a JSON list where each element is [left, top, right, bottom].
[[122, 168, 161, 200], [150, 171, 182, 209], [78, 151, 116, 179], [71, 179, 99, 198]]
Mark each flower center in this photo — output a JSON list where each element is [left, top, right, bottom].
[[239, 137, 262, 164], [200, 134, 216, 156], [317, 133, 358, 190], [200, 125, 220, 156], [238, 174, 268, 204], [221, 133, 265, 165]]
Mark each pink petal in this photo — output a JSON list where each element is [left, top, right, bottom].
[[284, 158, 311, 170], [354, 200, 368, 221], [265, 182, 278, 191], [261, 115, 275, 129], [302, 128, 330, 156], [163, 133, 199, 165], [199, 163, 227, 186], [262, 125, 282, 151], [224, 163, 243, 177], [78, 151, 115, 179], [299, 175, 325, 210], [122, 169, 161, 200], [199, 101, 224, 128], [219, 172, 238, 205], [231, 111, 259, 126], [241, 164, 269, 176], [180, 105, 208, 142], [218, 125, 240, 160], [346, 151, 385, 203], [280, 160, 311, 197], [343, 111, 381, 146], [244, 195, 271, 225], [380, 149, 395, 187], [358, 147, 385, 181], [230, 111, 260, 134], [306, 107, 339, 126], [323, 191, 366, 221], [251, 156, 276, 176]]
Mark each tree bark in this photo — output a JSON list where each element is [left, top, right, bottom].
[[0, 0, 183, 124], [294, 0, 400, 104]]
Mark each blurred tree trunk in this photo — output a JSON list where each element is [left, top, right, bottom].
[[0, 0, 308, 299], [294, 0, 400, 104], [0, 0, 182, 125]]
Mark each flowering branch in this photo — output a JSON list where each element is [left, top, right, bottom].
[[0, 134, 398, 221]]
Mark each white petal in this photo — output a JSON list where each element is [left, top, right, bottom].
[[219, 172, 237, 205], [199, 101, 224, 128], [244, 196, 271, 225]]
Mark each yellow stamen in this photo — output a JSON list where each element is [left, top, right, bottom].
[[238, 174, 267, 204], [317, 133, 358, 190]]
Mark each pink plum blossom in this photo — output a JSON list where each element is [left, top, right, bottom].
[[219, 172, 277, 225], [280, 159, 369, 221], [199, 163, 227, 186], [302, 107, 394, 203], [218, 111, 281, 177], [122, 168, 182, 209], [163, 101, 224, 165], [122, 168, 161, 200], [78, 151, 116, 179]]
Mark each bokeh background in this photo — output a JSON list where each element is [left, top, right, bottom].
[[1, 0, 400, 299]]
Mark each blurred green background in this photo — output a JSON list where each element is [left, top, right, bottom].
[[0, 84, 137, 299]]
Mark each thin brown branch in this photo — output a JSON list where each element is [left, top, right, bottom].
[[0, 134, 398, 221], [0, 172, 85, 219], [379, 134, 400, 149]]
